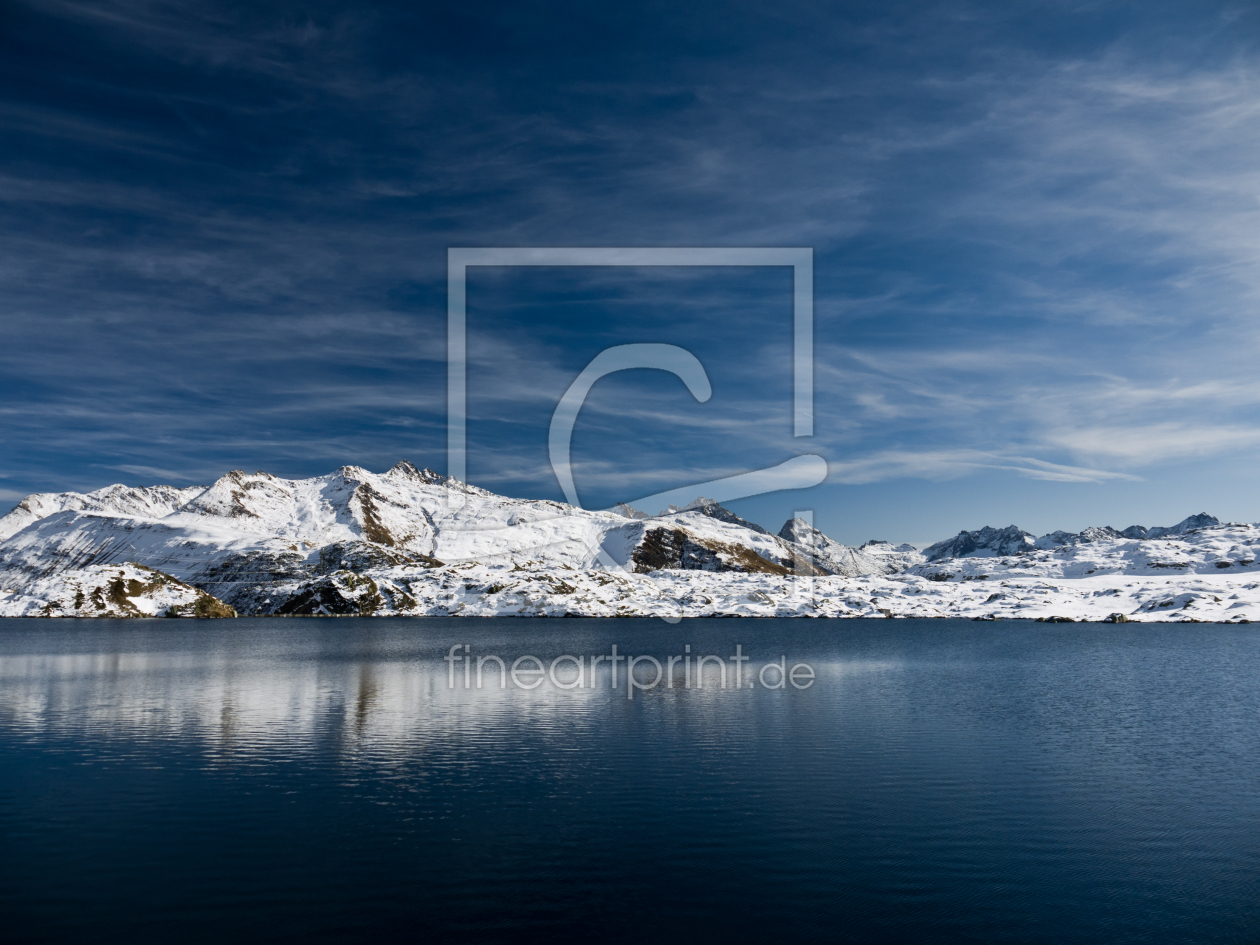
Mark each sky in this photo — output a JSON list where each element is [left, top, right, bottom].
[[1, 0, 1260, 546]]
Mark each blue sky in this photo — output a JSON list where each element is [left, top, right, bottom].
[[1, 0, 1259, 545]]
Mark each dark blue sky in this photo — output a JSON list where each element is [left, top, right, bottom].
[[2, 0, 1259, 544]]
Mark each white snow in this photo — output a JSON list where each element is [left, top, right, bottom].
[[1, 462, 1258, 622]]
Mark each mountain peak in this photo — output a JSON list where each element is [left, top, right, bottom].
[[1147, 513, 1220, 539], [861, 539, 917, 554], [1033, 514, 1222, 550], [386, 460, 445, 484], [923, 525, 1035, 562], [612, 502, 649, 520], [674, 498, 768, 535], [777, 517, 893, 577]]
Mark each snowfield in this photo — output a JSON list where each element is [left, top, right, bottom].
[[0, 461, 1256, 622], [0, 563, 237, 618]]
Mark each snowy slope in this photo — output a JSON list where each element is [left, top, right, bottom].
[[0, 484, 204, 542], [778, 518, 892, 577], [188, 520, 1260, 621], [0, 462, 830, 614], [912, 520, 1258, 581], [858, 540, 924, 572], [2, 463, 1259, 622], [0, 563, 236, 618]]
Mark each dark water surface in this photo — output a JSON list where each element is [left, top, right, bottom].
[[2, 617, 1259, 943]]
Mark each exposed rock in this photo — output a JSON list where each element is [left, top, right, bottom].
[[861, 539, 917, 553], [611, 503, 649, 520], [384, 460, 446, 484], [1038, 516, 1221, 548], [315, 540, 442, 574], [273, 571, 387, 616], [0, 563, 235, 618], [631, 527, 792, 576], [779, 518, 894, 577], [673, 497, 769, 535], [1146, 513, 1220, 538], [923, 525, 1035, 562], [1035, 526, 1124, 549], [0, 464, 1256, 622]]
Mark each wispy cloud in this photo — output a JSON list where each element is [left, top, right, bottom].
[[1044, 423, 1260, 465], [3, 0, 1260, 535], [824, 449, 1141, 485]]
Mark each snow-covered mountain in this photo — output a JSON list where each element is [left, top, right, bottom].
[[1035, 516, 1224, 549], [778, 518, 894, 577], [860, 540, 916, 554], [0, 483, 203, 542], [1, 464, 1257, 622], [1035, 526, 1125, 549], [921, 515, 1224, 562], [1106, 513, 1218, 541], [858, 539, 924, 572], [0, 462, 873, 616], [923, 525, 1036, 561], [5, 563, 238, 618]]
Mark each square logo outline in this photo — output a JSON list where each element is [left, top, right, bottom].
[[446, 246, 814, 488]]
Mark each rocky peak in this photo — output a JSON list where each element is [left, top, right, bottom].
[[1036, 515, 1222, 548], [860, 539, 917, 554], [1146, 513, 1220, 539], [386, 460, 446, 484], [0, 482, 207, 542], [1035, 526, 1124, 549], [778, 517, 894, 577], [923, 525, 1035, 562], [180, 470, 294, 524], [778, 517, 818, 543], [675, 497, 769, 535], [612, 502, 649, 520]]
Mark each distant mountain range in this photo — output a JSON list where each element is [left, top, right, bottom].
[[0, 463, 1254, 621], [921, 513, 1222, 562]]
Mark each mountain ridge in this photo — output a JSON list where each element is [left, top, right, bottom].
[[1, 463, 1255, 621]]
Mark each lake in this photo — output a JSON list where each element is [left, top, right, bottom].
[[2, 617, 1258, 943]]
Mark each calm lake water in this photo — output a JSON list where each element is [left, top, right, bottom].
[[2, 617, 1259, 943]]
